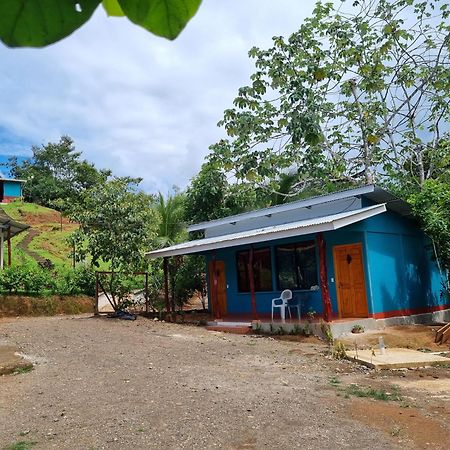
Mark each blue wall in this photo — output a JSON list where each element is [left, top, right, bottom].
[[204, 210, 448, 319], [4, 180, 22, 197]]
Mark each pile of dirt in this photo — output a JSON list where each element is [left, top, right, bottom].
[[16, 209, 71, 227], [0, 295, 94, 317]]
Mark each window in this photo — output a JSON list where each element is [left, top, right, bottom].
[[276, 241, 318, 290], [237, 248, 272, 292]]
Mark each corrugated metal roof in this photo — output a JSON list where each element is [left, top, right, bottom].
[[187, 185, 411, 232], [0, 210, 29, 238], [147, 203, 386, 259], [0, 177, 26, 183]]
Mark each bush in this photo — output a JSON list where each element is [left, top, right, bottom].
[[56, 265, 96, 296], [0, 264, 55, 294], [0, 264, 96, 297]]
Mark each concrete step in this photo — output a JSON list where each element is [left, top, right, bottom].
[[206, 325, 252, 335]]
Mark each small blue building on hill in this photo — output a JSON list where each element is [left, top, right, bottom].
[[147, 185, 449, 324], [0, 176, 24, 203]]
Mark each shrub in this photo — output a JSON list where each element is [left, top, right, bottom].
[[0, 264, 55, 294], [0, 264, 96, 297], [56, 265, 96, 296]]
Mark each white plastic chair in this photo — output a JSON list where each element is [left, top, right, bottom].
[[271, 289, 292, 322]]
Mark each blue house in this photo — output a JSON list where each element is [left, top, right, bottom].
[[0, 176, 24, 203], [147, 186, 449, 326]]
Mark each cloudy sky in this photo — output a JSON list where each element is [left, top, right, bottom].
[[0, 1, 325, 194]]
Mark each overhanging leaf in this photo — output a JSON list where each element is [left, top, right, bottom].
[[118, 0, 202, 40], [103, 0, 125, 16], [0, 0, 101, 48]]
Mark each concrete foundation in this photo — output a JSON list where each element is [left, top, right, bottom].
[[207, 309, 450, 340], [331, 309, 450, 338]]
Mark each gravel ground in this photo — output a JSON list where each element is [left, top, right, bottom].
[[0, 315, 447, 449]]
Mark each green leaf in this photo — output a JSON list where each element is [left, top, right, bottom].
[[0, 0, 101, 48], [118, 0, 202, 40], [103, 0, 125, 16]]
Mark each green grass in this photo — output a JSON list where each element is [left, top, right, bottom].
[[329, 377, 403, 401], [329, 376, 341, 387], [343, 384, 403, 401], [2, 201, 75, 268], [13, 365, 33, 375], [4, 441, 37, 450], [10, 231, 36, 266], [2, 201, 112, 270], [28, 228, 74, 267], [2, 201, 55, 219]]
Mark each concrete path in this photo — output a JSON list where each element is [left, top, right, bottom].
[[346, 347, 450, 369]]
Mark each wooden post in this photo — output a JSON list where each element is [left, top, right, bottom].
[[7, 226, 11, 267], [248, 246, 258, 320], [0, 229, 4, 270], [318, 232, 332, 322], [94, 271, 99, 315], [145, 272, 149, 314], [163, 257, 171, 315], [212, 253, 220, 320]]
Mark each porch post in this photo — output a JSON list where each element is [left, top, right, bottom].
[[248, 245, 258, 320], [163, 257, 171, 315], [212, 252, 221, 320], [145, 272, 149, 314], [317, 232, 332, 322], [0, 229, 4, 270], [7, 226, 11, 267], [94, 271, 99, 316]]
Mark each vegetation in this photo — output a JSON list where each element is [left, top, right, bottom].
[[209, 0, 450, 198], [0, 0, 202, 47], [8, 136, 111, 209], [68, 177, 156, 310], [4, 441, 37, 450], [0, 264, 95, 296], [184, 161, 260, 225], [330, 377, 403, 402], [342, 384, 403, 402], [2, 201, 78, 268], [410, 175, 450, 288]]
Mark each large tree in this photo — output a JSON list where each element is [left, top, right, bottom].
[[9, 136, 111, 208], [209, 0, 450, 198], [184, 161, 261, 225], [69, 177, 155, 310], [70, 176, 155, 270]]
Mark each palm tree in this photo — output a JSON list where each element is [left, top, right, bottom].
[[153, 192, 186, 316], [153, 192, 185, 248]]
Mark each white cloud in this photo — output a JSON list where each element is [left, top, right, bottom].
[[0, 0, 324, 193]]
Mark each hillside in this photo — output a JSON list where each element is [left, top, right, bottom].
[[1, 202, 77, 268]]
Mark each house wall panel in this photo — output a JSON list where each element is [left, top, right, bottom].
[[4, 181, 22, 198]]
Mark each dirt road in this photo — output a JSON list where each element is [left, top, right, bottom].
[[0, 315, 448, 449]]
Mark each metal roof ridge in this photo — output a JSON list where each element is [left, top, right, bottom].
[[187, 184, 376, 232], [147, 203, 386, 259]]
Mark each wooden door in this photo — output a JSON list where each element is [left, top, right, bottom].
[[333, 243, 368, 318], [208, 260, 227, 317]]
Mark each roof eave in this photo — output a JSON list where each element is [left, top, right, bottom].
[[147, 203, 386, 260]]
